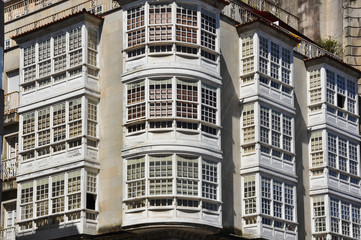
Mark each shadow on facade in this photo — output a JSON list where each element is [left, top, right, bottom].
[[220, 48, 238, 234], [294, 71, 308, 240], [17, 224, 80, 240]]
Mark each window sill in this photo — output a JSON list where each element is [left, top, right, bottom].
[[202, 208, 219, 214], [125, 207, 146, 213], [21, 79, 36, 87], [148, 206, 174, 210], [37, 154, 51, 159], [201, 131, 218, 138], [175, 206, 199, 211], [149, 52, 173, 57], [127, 54, 146, 61], [175, 52, 198, 59], [176, 129, 199, 134], [200, 56, 217, 63], [148, 128, 173, 133], [126, 130, 147, 136]]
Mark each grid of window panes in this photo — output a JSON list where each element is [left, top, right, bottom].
[[23, 44, 36, 83], [125, 154, 220, 211], [309, 69, 322, 105], [310, 131, 323, 168], [259, 105, 294, 160], [126, 78, 219, 135], [242, 104, 255, 154], [21, 26, 98, 92], [241, 36, 254, 75], [19, 170, 96, 226], [87, 28, 98, 77], [36, 178, 49, 216], [244, 175, 256, 215], [149, 79, 172, 118], [257, 36, 293, 94], [313, 196, 326, 232], [87, 100, 98, 138], [328, 197, 361, 238], [241, 76, 255, 87], [149, 4, 172, 43], [126, 3, 219, 61], [52, 174, 65, 213], [325, 69, 358, 123], [202, 160, 218, 200], [149, 155, 173, 195], [176, 80, 198, 119], [127, 157, 145, 198], [177, 155, 198, 196], [201, 84, 217, 124], [68, 170, 81, 210], [20, 97, 98, 160], [261, 177, 296, 228], [22, 112, 35, 155], [127, 81, 146, 121], [38, 39, 51, 80], [327, 131, 360, 182], [37, 108, 51, 156], [200, 9, 217, 60], [281, 48, 291, 84], [20, 182, 34, 220]]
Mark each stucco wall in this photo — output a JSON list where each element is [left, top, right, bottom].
[[293, 52, 311, 240], [219, 16, 242, 234], [97, 9, 124, 232]]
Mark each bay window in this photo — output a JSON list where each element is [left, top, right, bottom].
[[244, 175, 256, 215], [311, 131, 323, 168], [125, 154, 220, 211], [21, 25, 99, 92], [259, 105, 294, 160], [326, 131, 360, 182], [327, 197, 361, 239], [313, 196, 326, 232], [20, 97, 98, 160], [256, 35, 293, 94], [126, 78, 219, 135], [259, 176, 296, 229], [19, 170, 97, 229], [125, 2, 219, 62], [177, 156, 198, 196], [325, 69, 358, 122]]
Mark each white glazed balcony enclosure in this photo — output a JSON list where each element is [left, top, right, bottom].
[[11, 11, 102, 238], [305, 57, 360, 135], [238, 22, 299, 178], [121, 0, 225, 228], [238, 20, 299, 240]]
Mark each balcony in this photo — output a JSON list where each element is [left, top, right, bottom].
[[0, 227, 16, 240], [4, 0, 121, 49], [1, 157, 18, 192], [308, 103, 358, 135], [4, 0, 64, 23], [4, 91, 19, 126], [17, 210, 98, 238], [240, 0, 299, 30], [1, 157, 18, 181], [310, 168, 361, 196], [223, 1, 340, 60]]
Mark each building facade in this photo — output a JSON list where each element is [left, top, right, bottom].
[[1, 0, 361, 240]]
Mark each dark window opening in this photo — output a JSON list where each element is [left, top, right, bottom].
[[337, 94, 345, 108], [86, 193, 96, 210]]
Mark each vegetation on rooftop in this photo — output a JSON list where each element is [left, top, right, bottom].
[[318, 35, 343, 58]]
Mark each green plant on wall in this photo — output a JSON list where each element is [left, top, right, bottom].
[[318, 35, 343, 57]]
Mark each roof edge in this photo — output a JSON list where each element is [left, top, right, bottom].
[[11, 9, 103, 42], [304, 54, 361, 79], [237, 18, 301, 46]]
